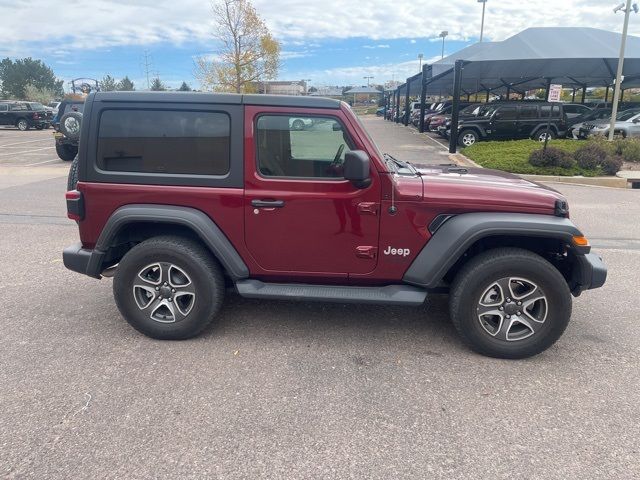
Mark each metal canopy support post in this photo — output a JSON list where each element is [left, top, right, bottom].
[[448, 60, 464, 154], [544, 78, 552, 100], [403, 78, 411, 126], [581, 86, 587, 103], [572, 88, 576, 102], [395, 89, 400, 123], [621, 89, 625, 102], [418, 64, 431, 133], [485, 89, 490, 102], [605, 86, 610, 102]]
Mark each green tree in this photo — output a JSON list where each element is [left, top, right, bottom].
[[117, 76, 135, 91], [178, 81, 192, 91], [150, 77, 165, 91], [24, 83, 56, 104], [99, 75, 117, 92], [0, 57, 64, 99], [195, 0, 280, 93]]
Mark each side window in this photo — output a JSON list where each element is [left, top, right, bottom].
[[519, 106, 538, 119], [496, 106, 517, 120], [256, 115, 353, 178], [540, 105, 561, 117], [97, 109, 230, 175], [0, 104, 8, 112], [9, 104, 27, 111]]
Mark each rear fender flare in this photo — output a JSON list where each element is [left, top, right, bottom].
[[91, 204, 249, 280]]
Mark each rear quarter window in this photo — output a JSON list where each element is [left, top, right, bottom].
[[96, 109, 230, 176]]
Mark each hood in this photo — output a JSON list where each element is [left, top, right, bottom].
[[415, 165, 565, 214]]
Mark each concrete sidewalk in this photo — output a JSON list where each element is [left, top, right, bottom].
[[360, 116, 451, 166]]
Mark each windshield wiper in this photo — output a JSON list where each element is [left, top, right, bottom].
[[384, 153, 420, 175]]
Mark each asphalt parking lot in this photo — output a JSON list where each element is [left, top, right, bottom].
[[1, 118, 639, 479]]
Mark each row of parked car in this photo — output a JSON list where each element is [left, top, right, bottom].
[[385, 100, 640, 146]]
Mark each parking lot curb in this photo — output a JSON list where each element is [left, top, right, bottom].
[[448, 152, 629, 188]]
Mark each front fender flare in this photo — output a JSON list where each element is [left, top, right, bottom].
[[403, 212, 584, 289]]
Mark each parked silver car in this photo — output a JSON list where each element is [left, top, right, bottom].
[[579, 108, 640, 139]]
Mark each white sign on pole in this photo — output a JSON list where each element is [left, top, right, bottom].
[[547, 84, 562, 102]]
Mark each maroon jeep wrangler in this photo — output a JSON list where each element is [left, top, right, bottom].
[[63, 92, 606, 358]]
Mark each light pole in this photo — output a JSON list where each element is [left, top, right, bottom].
[[608, 1, 638, 141], [363, 76, 374, 87], [478, 0, 488, 42], [439, 31, 448, 59], [418, 53, 424, 71]]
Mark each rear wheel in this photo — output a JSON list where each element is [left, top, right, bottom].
[[16, 119, 29, 131], [458, 129, 478, 147], [113, 236, 225, 340], [66, 156, 79, 191], [449, 248, 572, 359], [35, 124, 44, 130], [535, 129, 556, 142], [56, 143, 78, 161]]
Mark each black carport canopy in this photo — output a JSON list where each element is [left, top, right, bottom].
[[398, 27, 640, 97]]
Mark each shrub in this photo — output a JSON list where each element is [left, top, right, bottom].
[[575, 143, 608, 169], [557, 154, 575, 169], [601, 155, 623, 175], [529, 147, 570, 168], [621, 140, 640, 163]]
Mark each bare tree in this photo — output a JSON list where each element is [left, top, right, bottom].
[[195, 0, 280, 93]]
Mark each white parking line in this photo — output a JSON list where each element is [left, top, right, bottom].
[[0, 137, 53, 148], [422, 133, 449, 151], [0, 146, 55, 158], [24, 159, 62, 166]]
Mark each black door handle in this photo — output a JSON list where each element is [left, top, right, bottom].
[[251, 199, 285, 208]]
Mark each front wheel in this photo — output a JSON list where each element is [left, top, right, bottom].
[[458, 129, 478, 147], [449, 248, 572, 359], [113, 236, 225, 340]]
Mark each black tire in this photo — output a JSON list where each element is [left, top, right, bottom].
[[56, 143, 78, 161], [35, 124, 44, 130], [59, 111, 83, 141], [449, 248, 572, 359], [457, 129, 478, 147], [534, 128, 556, 142], [66, 156, 79, 191], [16, 119, 29, 131], [113, 236, 225, 340]]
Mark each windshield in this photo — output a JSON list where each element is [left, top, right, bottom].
[[63, 103, 85, 114], [617, 109, 640, 121]]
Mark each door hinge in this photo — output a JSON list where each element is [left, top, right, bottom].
[[356, 246, 378, 259], [357, 202, 379, 215]]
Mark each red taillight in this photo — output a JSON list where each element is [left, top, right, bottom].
[[65, 190, 84, 221]]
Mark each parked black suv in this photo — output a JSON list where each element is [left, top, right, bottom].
[[454, 102, 568, 147], [0, 101, 50, 130]]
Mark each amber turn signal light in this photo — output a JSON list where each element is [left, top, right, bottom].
[[572, 235, 589, 247]]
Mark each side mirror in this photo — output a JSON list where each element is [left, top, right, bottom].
[[343, 150, 371, 188], [633, 118, 640, 124]]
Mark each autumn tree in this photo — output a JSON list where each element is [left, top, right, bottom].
[[195, 0, 280, 93], [117, 76, 135, 91]]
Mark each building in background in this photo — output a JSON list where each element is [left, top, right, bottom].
[[249, 80, 308, 95]]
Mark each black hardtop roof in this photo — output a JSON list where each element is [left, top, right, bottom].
[[92, 91, 342, 109]]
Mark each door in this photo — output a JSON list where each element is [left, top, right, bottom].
[[517, 105, 539, 138], [0, 103, 8, 125], [244, 107, 381, 276], [628, 113, 640, 138], [489, 106, 518, 138]]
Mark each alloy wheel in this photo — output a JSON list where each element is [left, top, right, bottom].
[[462, 133, 476, 146], [132, 262, 196, 323], [476, 277, 548, 342]]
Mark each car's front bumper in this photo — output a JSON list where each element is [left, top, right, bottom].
[[572, 252, 607, 295]]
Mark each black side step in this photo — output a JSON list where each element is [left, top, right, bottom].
[[235, 280, 427, 306]]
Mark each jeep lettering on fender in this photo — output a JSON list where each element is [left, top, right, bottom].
[[63, 91, 606, 359], [383, 246, 411, 257]]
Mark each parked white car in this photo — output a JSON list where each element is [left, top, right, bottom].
[[578, 109, 640, 139]]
